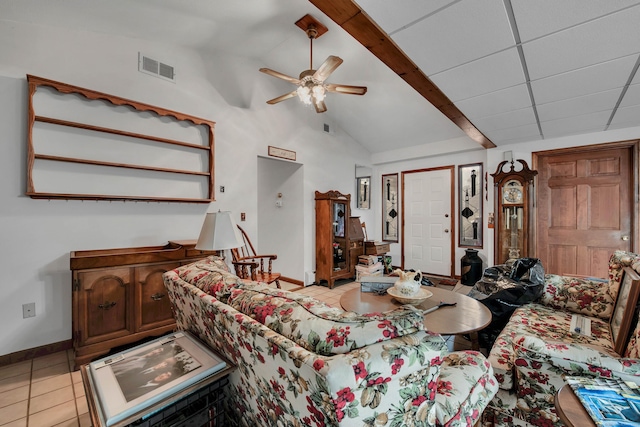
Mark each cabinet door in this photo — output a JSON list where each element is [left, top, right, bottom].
[[76, 268, 132, 347], [135, 262, 179, 331]]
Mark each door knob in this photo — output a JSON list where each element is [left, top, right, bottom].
[[444, 229, 449, 233], [445, 214, 449, 218]]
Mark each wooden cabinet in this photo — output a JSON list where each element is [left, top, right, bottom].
[[70, 240, 217, 369], [315, 191, 364, 288]]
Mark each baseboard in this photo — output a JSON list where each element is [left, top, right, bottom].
[[0, 339, 73, 367], [281, 276, 303, 286]]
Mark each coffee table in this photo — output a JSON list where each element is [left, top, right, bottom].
[[555, 385, 596, 427], [340, 287, 491, 349]]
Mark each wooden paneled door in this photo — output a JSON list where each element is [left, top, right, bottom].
[[534, 141, 637, 276]]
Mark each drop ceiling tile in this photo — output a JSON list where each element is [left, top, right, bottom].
[[620, 83, 640, 107], [356, 0, 455, 34], [430, 47, 525, 101], [511, 0, 640, 42], [609, 104, 640, 128], [537, 89, 621, 122], [530, 55, 638, 104], [471, 107, 536, 132], [540, 111, 610, 137], [390, 0, 514, 75], [522, 6, 640, 80], [455, 84, 531, 119], [485, 123, 540, 143]]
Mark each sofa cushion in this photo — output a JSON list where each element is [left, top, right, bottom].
[[489, 303, 613, 390], [540, 274, 613, 320], [173, 257, 243, 302], [227, 282, 425, 356]]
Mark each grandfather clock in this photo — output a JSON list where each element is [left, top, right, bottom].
[[491, 159, 538, 264]]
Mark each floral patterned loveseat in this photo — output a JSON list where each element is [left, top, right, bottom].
[[484, 250, 640, 426], [163, 256, 498, 426]]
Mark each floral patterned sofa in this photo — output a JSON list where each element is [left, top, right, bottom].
[[484, 250, 640, 426], [163, 256, 498, 427]]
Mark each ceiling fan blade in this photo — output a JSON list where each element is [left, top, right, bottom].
[[313, 56, 343, 82], [314, 100, 327, 113], [326, 83, 368, 95], [266, 90, 298, 105], [259, 68, 300, 85]]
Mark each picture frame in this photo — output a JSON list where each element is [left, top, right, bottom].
[[458, 163, 483, 248], [85, 332, 226, 427], [382, 173, 399, 242], [610, 267, 640, 355], [356, 176, 371, 209]]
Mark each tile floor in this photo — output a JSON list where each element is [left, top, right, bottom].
[[0, 279, 469, 427]]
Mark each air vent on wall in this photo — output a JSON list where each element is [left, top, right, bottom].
[[323, 122, 335, 135], [138, 53, 175, 82]]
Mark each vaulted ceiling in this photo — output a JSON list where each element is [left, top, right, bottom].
[[3, 0, 640, 154]]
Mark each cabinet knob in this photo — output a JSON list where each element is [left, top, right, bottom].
[[444, 229, 449, 233], [622, 235, 630, 241], [98, 301, 116, 310], [151, 293, 166, 301]]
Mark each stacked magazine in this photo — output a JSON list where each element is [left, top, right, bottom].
[[566, 376, 640, 426]]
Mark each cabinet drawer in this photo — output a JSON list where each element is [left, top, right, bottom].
[[365, 243, 390, 255]]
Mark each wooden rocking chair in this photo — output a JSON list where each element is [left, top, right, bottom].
[[231, 225, 281, 288]]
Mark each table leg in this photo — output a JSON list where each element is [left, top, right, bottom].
[[469, 332, 480, 350]]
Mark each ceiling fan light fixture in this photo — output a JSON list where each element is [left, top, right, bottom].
[[297, 85, 312, 105], [297, 75, 325, 105]]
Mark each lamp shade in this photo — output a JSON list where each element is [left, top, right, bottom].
[[195, 211, 244, 251]]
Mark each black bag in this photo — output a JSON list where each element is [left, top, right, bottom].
[[474, 258, 545, 349]]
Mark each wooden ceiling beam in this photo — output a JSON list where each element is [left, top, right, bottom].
[[309, 0, 496, 149]]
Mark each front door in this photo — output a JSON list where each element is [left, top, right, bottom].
[[534, 142, 636, 276], [402, 167, 454, 276]]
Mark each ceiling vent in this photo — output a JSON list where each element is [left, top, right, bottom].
[[138, 53, 175, 82]]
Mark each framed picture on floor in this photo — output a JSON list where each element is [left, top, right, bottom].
[[382, 173, 398, 242], [85, 331, 226, 427]]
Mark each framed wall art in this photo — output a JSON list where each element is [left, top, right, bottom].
[[458, 163, 483, 247], [610, 266, 640, 355], [382, 173, 398, 242], [356, 176, 371, 209]]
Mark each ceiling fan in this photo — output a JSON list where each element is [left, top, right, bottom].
[[259, 14, 367, 113]]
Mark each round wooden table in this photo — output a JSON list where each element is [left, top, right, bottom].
[[340, 287, 492, 349], [555, 385, 596, 427]]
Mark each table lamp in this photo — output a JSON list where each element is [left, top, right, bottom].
[[195, 211, 244, 259]]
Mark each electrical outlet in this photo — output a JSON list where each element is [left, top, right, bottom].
[[219, 186, 225, 193], [23, 302, 35, 318]]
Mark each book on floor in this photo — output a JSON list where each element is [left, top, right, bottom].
[[566, 375, 640, 426]]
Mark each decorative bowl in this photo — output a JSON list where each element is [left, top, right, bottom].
[[387, 287, 433, 305]]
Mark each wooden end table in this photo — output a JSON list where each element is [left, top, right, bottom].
[[340, 287, 491, 349], [555, 385, 596, 427]]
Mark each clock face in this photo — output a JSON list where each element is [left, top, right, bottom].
[[503, 180, 523, 204]]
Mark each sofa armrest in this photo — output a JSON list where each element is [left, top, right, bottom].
[[540, 274, 613, 320]]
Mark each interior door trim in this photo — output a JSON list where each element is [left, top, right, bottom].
[[401, 166, 455, 277]]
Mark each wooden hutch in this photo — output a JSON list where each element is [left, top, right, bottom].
[[315, 190, 364, 288]]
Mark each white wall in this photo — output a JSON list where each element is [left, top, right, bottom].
[[371, 128, 640, 275], [0, 21, 372, 356], [257, 156, 304, 281]]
